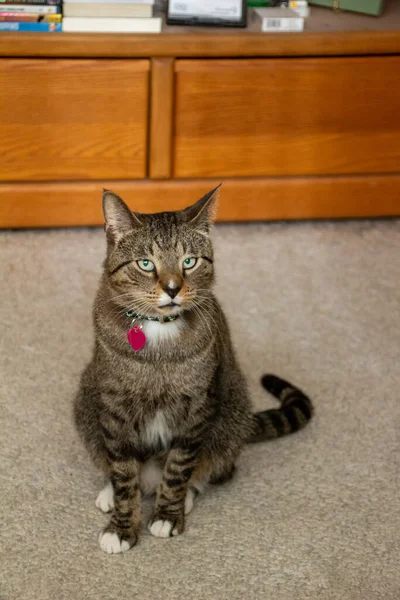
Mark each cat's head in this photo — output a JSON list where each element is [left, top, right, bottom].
[[102, 186, 220, 318]]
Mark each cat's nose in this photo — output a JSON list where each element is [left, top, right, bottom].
[[163, 284, 181, 299]]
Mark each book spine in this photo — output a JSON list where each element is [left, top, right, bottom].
[[0, 0, 61, 5], [60, 0, 154, 3], [0, 4, 60, 12], [0, 20, 61, 28], [62, 16, 161, 33], [0, 12, 61, 18]]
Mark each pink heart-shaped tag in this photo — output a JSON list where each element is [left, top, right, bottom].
[[127, 326, 146, 352]]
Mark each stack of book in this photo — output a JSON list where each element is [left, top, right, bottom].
[[62, 0, 161, 32], [0, 0, 62, 32]]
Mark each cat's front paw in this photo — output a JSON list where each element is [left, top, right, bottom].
[[99, 525, 137, 554], [148, 512, 185, 538]]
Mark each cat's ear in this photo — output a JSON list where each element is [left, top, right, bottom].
[[102, 190, 142, 243], [182, 184, 220, 234]]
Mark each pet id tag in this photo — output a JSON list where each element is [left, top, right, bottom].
[[127, 326, 146, 352]]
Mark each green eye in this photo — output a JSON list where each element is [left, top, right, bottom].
[[137, 259, 155, 272], [183, 257, 197, 270]]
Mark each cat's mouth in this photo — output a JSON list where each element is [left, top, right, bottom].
[[157, 293, 183, 310], [158, 301, 181, 312], [156, 299, 183, 316]]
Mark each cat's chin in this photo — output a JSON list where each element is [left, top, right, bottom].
[[156, 304, 183, 317]]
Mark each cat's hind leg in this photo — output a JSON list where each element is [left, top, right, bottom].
[[208, 463, 236, 485], [95, 480, 114, 513], [184, 458, 235, 515]]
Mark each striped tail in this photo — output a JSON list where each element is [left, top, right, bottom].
[[248, 374, 314, 443]]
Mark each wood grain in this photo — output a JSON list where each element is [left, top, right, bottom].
[[173, 57, 400, 178], [149, 57, 174, 179], [0, 59, 149, 181], [1, 175, 399, 228], [0, 30, 400, 59]]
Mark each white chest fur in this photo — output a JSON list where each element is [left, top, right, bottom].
[[142, 318, 183, 345], [142, 410, 172, 449]]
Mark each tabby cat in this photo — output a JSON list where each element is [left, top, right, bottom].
[[74, 186, 313, 554]]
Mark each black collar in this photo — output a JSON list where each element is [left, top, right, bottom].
[[125, 310, 180, 323]]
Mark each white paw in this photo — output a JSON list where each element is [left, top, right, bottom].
[[149, 519, 174, 538], [95, 481, 114, 513], [185, 488, 195, 515], [99, 531, 130, 554]]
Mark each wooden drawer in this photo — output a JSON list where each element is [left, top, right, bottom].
[[173, 57, 400, 178], [0, 59, 149, 181]]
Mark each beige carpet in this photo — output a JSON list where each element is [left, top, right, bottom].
[[1, 220, 399, 600]]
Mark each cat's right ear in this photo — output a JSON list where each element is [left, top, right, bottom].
[[102, 190, 142, 243]]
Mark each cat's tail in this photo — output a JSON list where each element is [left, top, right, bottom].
[[247, 375, 314, 443]]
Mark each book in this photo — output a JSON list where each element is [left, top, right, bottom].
[[63, 0, 154, 3], [63, 3, 153, 17], [0, 11, 61, 18], [247, 1, 282, 5], [309, 0, 383, 16], [254, 7, 304, 31], [0, 3, 61, 11], [0, 20, 61, 28], [0, 0, 61, 4], [62, 16, 162, 31], [247, 1, 294, 5]]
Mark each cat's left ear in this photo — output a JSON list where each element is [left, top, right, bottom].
[[182, 184, 221, 234]]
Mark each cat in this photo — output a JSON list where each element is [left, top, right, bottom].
[[74, 186, 314, 554]]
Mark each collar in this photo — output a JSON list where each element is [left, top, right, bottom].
[[126, 310, 180, 323]]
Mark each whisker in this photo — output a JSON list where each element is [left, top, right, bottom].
[[188, 301, 214, 341], [192, 299, 223, 340]]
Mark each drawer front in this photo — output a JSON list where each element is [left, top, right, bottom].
[[0, 59, 149, 181], [173, 57, 400, 178]]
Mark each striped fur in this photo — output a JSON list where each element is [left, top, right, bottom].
[[249, 375, 314, 443], [74, 188, 314, 553]]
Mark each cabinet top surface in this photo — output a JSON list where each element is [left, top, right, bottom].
[[0, 1, 399, 58]]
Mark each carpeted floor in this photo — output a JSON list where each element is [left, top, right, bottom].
[[0, 220, 399, 600]]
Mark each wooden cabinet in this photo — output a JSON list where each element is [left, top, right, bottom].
[[173, 57, 400, 178], [0, 2, 400, 227], [0, 59, 149, 181]]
